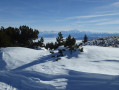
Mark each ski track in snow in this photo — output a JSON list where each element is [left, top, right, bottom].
[[1, 46, 119, 90]]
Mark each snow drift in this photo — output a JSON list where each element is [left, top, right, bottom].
[[1, 46, 119, 90]]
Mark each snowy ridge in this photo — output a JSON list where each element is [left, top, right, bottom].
[[85, 36, 119, 47], [1, 46, 119, 90], [1, 47, 50, 70]]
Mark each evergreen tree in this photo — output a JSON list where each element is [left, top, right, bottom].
[[38, 37, 44, 47], [54, 42, 58, 49], [84, 34, 88, 43], [65, 35, 76, 48], [0, 25, 39, 47], [5, 27, 20, 46], [65, 35, 76, 54], [56, 32, 64, 46], [45, 42, 54, 50], [19, 25, 39, 47], [0, 30, 11, 47], [80, 47, 84, 52], [58, 49, 64, 56], [45, 43, 49, 49], [65, 35, 71, 47]]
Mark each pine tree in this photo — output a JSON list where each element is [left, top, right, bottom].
[[84, 34, 88, 43], [38, 37, 44, 47], [45, 43, 49, 49], [19, 25, 39, 47], [65, 35, 76, 48], [45, 42, 54, 50], [58, 49, 64, 56], [65, 35, 76, 54], [56, 32, 64, 46], [0, 25, 39, 47], [65, 35, 71, 47]]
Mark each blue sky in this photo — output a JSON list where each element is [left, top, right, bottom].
[[0, 0, 119, 32]]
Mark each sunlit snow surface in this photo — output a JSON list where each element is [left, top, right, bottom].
[[0, 82, 17, 90], [1, 44, 119, 90]]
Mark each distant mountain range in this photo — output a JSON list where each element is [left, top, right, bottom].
[[39, 30, 119, 40]]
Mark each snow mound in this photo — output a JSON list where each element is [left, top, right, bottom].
[[26, 46, 119, 75], [1, 46, 119, 75], [0, 47, 49, 70]]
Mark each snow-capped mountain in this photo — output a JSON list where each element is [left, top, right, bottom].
[[39, 30, 119, 40]]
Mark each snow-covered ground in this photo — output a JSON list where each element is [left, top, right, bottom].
[[0, 82, 17, 90], [1, 46, 119, 90], [44, 38, 57, 44], [37, 37, 82, 44], [84, 36, 119, 47]]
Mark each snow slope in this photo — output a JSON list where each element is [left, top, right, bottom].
[[0, 82, 17, 90], [1, 47, 49, 70], [1, 46, 119, 90], [25, 46, 119, 75]]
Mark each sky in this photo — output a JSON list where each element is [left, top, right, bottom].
[[0, 0, 119, 33]]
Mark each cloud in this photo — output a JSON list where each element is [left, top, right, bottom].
[[98, 1, 119, 10], [110, 1, 119, 7], [96, 19, 119, 25], [75, 19, 109, 24], [37, 23, 83, 31], [68, 0, 109, 2], [57, 12, 119, 21]]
